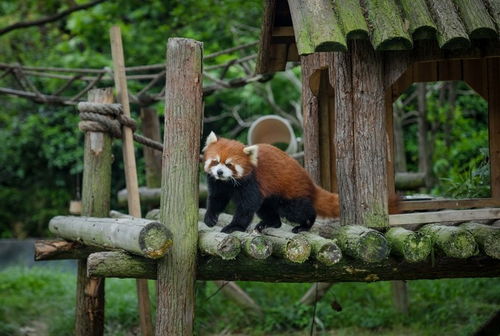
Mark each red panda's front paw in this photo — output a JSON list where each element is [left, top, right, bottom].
[[221, 224, 246, 233], [204, 214, 218, 227]]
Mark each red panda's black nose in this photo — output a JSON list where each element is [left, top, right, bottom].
[[217, 169, 224, 176]]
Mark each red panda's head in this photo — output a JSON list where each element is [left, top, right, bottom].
[[202, 131, 258, 181]]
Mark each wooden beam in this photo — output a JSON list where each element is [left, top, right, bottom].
[[389, 208, 500, 226], [156, 38, 203, 336], [110, 26, 153, 336], [76, 88, 113, 336], [48, 216, 172, 258], [399, 198, 500, 211], [351, 40, 388, 227], [87, 251, 500, 282]]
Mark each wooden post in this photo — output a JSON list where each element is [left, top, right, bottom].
[[140, 107, 163, 188], [156, 38, 203, 335], [110, 26, 154, 336], [334, 40, 388, 228], [76, 88, 113, 336]]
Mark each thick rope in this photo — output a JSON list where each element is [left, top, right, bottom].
[[77, 102, 164, 152]]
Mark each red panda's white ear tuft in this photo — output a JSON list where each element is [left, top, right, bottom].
[[243, 145, 258, 166], [203, 131, 218, 151]]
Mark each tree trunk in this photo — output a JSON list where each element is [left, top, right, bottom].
[[334, 40, 388, 228], [155, 38, 203, 336]]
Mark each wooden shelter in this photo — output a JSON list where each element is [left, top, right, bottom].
[[257, 0, 500, 228]]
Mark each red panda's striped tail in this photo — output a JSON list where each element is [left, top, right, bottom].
[[313, 186, 340, 218]]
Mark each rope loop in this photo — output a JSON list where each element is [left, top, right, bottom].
[[77, 101, 164, 152]]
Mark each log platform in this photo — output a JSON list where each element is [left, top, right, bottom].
[[36, 209, 500, 283]]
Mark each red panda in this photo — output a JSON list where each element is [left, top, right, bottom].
[[202, 131, 340, 233]]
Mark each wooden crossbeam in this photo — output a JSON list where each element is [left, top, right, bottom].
[[390, 208, 500, 225]]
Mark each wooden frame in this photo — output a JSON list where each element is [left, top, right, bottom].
[[387, 57, 500, 212]]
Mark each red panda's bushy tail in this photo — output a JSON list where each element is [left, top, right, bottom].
[[313, 186, 339, 218], [313, 186, 401, 218]]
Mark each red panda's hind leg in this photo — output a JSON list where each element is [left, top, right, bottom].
[[279, 198, 316, 233], [255, 197, 282, 232]]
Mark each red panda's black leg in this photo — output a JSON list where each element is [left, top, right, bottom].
[[221, 175, 262, 233], [204, 176, 234, 227], [280, 198, 316, 233], [255, 197, 282, 232]]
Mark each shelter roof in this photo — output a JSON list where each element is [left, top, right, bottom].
[[256, 0, 500, 73]]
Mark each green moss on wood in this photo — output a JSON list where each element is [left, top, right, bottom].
[[288, 0, 347, 55], [333, 225, 390, 263], [300, 232, 342, 266], [334, 0, 369, 40], [364, 0, 413, 50], [385, 227, 432, 262], [419, 224, 478, 258], [231, 231, 273, 260], [198, 229, 241, 260], [400, 0, 436, 39], [460, 222, 500, 259]]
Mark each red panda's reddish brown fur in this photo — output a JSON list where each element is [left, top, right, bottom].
[[204, 138, 340, 218]]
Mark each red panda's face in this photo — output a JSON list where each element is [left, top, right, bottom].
[[203, 132, 258, 181]]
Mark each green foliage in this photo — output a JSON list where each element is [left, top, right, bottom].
[[1, 266, 499, 335], [396, 81, 490, 197], [0, 0, 264, 237]]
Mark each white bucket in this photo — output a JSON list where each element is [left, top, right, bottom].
[[247, 115, 298, 154]]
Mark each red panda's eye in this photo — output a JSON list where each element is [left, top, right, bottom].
[[226, 163, 232, 167]]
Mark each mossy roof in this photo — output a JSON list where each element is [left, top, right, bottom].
[[257, 0, 500, 73]]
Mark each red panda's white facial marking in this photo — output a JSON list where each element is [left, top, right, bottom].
[[210, 161, 234, 181]]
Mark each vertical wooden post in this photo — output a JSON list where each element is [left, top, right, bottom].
[[334, 40, 388, 228], [76, 88, 113, 336], [156, 38, 203, 335], [300, 52, 335, 188], [488, 58, 500, 199], [300, 52, 336, 306], [141, 107, 163, 188], [110, 26, 154, 336]]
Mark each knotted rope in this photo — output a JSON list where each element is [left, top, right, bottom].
[[77, 102, 164, 152]]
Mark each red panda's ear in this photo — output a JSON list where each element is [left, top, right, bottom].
[[243, 145, 258, 166], [203, 131, 218, 152]]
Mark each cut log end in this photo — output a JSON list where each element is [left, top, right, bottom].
[[420, 225, 478, 259], [484, 236, 500, 260], [140, 224, 173, 259], [235, 233, 273, 260], [285, 236, 311, 263], [357, 231, 390, 263], [198, 231, 241, 260], [316, 243, 343, 266], [386, 227, 432, 263]]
